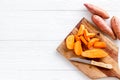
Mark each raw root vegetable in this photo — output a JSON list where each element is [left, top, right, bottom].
[[81, 49, 108, 58], [66, 35, 74, 49], [111, 16, 120, 40], [94, 42, 106, 48], [92, 15, 116, 40], [88, 38, 100, 49], [80, 36, 88, 45], [78, 24, 85, 35], [74, 41, 83, 56], [84, 3, 109, 19]]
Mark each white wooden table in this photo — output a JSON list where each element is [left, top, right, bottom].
[[0, 0, 119, 80]]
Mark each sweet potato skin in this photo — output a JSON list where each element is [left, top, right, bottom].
[[111, 16, 120, 40], [84, 3, 109, 19], [92, 15, 116, 40]]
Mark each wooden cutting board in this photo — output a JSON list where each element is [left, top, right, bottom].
[[57, 18, 120, 79]]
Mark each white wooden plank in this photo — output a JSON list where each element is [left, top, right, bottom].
[[0, 41, 119, 71], [0, 70, 118, 80], [0, 0, 119, 11], [17, 70, 118, 80], [0, 11, 120, 40], [0, 41, 77, 71]]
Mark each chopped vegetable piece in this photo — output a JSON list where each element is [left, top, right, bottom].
[[87, 33, 96, 38], [66, 35, 74, 49], [80, 36, 88, 45], [88, 38, 100, 49], [78, 24, 85, 35], [94, 42, 106, 48], [84, 29, 90, 41], [74, 41, 83, 56], [81, 49, 108, 58], [74, 35, 81, 42]]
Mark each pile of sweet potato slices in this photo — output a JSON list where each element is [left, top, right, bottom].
[[66, 24, 108, 58]]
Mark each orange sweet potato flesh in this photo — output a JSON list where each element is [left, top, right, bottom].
[[74, 41, 83, 56], [87, 33, 96, 38], [88, 38, 100, 49], [81, 49, 108, 58], [78, 24, 85, 36], [74, 35, 81, 42], [94, 42, 106, 48], [84, 29, 96, 38], [80, 36, 88, 45], [84, 29, 90, 41], [66, 35, 74, 49]]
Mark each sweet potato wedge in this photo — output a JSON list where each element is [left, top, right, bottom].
[[88, 38, 100, 49], [74, 35, 81, 42], [74, 41, 83, 56], [81, 49, 108, 58], [78, 24, 85, 36], [66, 35, 74, 49], [84, 29, 90, 41], [94, 42, 106, 48], [80, 36, 88, 45], [87, 33, 96, 38]]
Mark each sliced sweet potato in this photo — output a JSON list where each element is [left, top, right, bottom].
[[94, 42, 106, 48], [88, 38, 100, 49], [78, 24, 85, 36], [81, 49, 108, 58], [74, 41, 83, 56], [87, 33, 96, 38], [80, 36, 88, 45], [66, 35, 74, 49], [84, 35, 90, 41], [74, 35, 81, 42], [84, 29, 90, 41]]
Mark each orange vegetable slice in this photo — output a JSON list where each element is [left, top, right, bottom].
[[74, 35, 81, 42], [74, 41, 82, 56], [94, 42, 106, 48], [88, 38, 100, 49], [81, 49, 108, 58], [87, 33, 96, 38], [77, 24, 85, 36], [84, 29, 96, 38], [80, 36, 88, 45], [84, 29, 90, 41], [66, 35, 74, 49]]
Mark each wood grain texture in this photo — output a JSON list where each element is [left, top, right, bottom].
[[57, 18, 120, 79]]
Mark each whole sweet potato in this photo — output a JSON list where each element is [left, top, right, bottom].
[[111, 16, 120, 40], [92, 15, 116, 40], [84, 3, 109, 19]]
